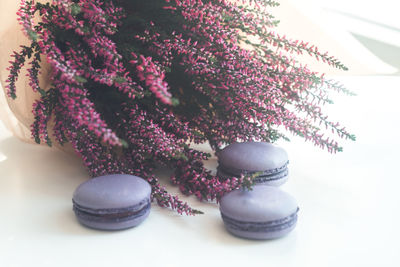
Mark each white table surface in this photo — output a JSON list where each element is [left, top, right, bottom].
[[1, 76, 400, 267]]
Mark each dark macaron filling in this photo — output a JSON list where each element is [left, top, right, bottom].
[[73, 199, 151, 223], [221, 207, 299, 233], [217, 160, 289, 183]]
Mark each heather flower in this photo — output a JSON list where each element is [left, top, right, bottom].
[[130, 53, 172, 105], [7, 0, 355, 215]]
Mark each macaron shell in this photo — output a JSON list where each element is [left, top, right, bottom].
[[218, 142, 288, 172], [220, 186, 298, 239], [72, 174, 152, 230], [73, 174, 151, 210], [220, 186, 298, 222]]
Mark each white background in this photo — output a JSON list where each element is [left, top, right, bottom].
[[2, 0, 400, 266]]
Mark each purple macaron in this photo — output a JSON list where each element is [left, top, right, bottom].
[[73, 174, 151, 230], [219, 186, 299, 240], [217, 142, 289, 186]]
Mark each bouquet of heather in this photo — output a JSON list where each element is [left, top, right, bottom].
[[6, 0, 354, 215]]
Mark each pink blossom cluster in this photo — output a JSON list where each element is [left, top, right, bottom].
[[130, 53, 172, 105], [31, 89, 55, 146], [26, 51, 43, 94], [7, 0, 355, 215], [5, 45, 33, 99], [148, 175, 203, 215], [16, 0, 36, 39]]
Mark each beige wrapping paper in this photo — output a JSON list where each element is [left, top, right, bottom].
[[0, 0, 75, 153], [0, 0, 51, 144]]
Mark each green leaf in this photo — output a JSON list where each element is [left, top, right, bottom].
[[172, 152, 188, 161], [82, 26, 90, 34], [119, 138, 129, 148], [193, 130, 204, 137], [114, 76, 127, 84], [46, 137, 52, 147], [27, 30, 38, 42], [192, 209, 204, 215], [209, 56, 217, 64], [70, 4, 81, 16], [74, 76, 87, 83], [171, 97, 180, 106], [34, 136, 41, 144]]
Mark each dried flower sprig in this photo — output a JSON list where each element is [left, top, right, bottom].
[[7, 0, 354, 215]]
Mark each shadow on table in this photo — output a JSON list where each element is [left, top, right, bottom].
[[152, 195, 298, 247]]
